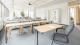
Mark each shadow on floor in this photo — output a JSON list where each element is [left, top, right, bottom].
[[0, 28, 4, 45]]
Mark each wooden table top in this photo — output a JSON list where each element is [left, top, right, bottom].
[[5, 20, 49, 27], [34, 24, 64, 32]]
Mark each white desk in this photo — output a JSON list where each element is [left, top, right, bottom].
[[34, 24, 64, 45], [5, 20, 49, 43]]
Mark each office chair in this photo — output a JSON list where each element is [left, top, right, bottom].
[[51, 22, 74, 45]]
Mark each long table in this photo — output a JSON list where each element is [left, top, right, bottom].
[[5, 20, 49, 43], [34, 24, 64, 45]]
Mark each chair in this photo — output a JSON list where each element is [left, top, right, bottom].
[[51, 22, 74, 45]]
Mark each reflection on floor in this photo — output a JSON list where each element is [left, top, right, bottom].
[[0, 25, 80, 45]]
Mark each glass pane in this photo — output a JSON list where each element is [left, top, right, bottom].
[[0, 3, 1, 17], [2, 5, 4, 19]]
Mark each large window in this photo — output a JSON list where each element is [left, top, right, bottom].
[[0, 1, 9, 30], [69, 7, 75, 18], [28, 7, 34, 18]]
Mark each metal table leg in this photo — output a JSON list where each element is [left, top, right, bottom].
[[51, 32, 55, 45], [51, 29, 58, 45], [37, 31, 38, 45]]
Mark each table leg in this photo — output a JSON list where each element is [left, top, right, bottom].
[[51, 29, 58, 45], [32, 24, 34, 33], [19, 25, 24, 33], [56, 28, 58, 32], [51, 32, 55, 45], [30, 24, 33, 33], [37, 31, 38, 45], [5, 26, 12, 43], [8, 27, 11, 40]]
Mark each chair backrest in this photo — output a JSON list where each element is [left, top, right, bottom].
[[67, 23, 74, 36], [65, 22, 74, 36]]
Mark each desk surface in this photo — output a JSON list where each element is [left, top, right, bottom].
[[34, 24, 63, 32], [5, 20, 48, 27]]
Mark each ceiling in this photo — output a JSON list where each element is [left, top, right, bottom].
[[14, 0, 78, 8], [13, 0, 53, 7], [28, 0, 78, 7], [1, 0, 79, 10]]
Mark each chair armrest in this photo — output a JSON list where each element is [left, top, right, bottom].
[[56, 27, 64, 32], [56, 25, 68, 32]]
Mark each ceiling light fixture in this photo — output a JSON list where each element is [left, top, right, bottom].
[[28, 2, 32, 5]]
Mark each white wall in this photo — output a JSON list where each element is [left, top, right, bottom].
[[35, 2, 70, 25], [36, 8, 48, 19]]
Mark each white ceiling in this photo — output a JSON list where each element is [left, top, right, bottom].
[[13, 0, 53, 7], [33, 0, 79, 7], [1, 0, 79, 9], [29, 0, 78, 7], [14, 0, 78, 8]]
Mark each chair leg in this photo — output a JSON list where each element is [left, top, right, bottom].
[[66, 36, 69, 43], [52, 33, 69, 43]]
